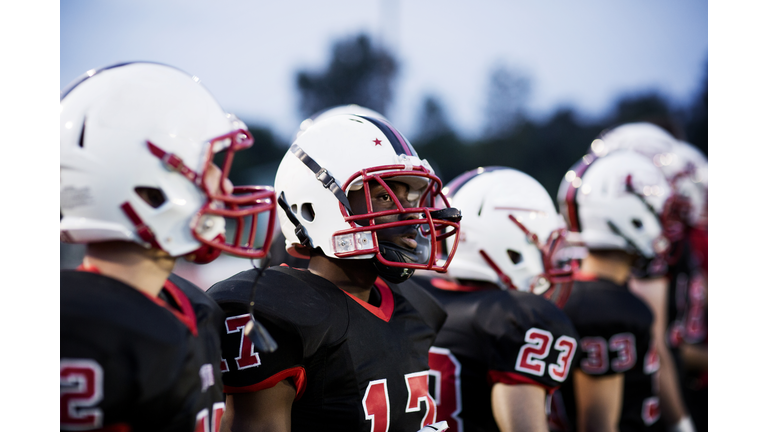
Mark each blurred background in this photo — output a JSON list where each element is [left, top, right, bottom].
[[60, 0, 708, 287]]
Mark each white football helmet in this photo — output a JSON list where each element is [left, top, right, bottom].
[[442, 167, 573, 306], [671, 140, 708, 228], [274, 114, 461, 283], [294, 104, 387, 141], [60, 62, 277, 263], [590, 122, 705, 232], [558, 150, 671, 259], [590, 122, 678, 161]]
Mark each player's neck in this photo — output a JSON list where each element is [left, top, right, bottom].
[[307, 254, 378, 303], [83, 241, 177, 297], [581, 252, 632, 286]]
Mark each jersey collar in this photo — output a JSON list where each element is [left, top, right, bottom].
[[342, 278, 395, 322]]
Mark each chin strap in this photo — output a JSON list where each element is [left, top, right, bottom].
[[478, 249, 517, 290], [244, 253, 278, 353], [277, 192, 311, 248], [290, 144, 352, 213], [120, 202, 162, 249]]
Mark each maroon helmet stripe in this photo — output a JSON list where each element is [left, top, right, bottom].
[[564, 159, 592, 232]]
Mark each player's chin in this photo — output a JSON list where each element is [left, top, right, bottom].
[[377, 229, 418, 251]]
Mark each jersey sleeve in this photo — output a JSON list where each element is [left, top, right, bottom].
[[478, 292, 580, 392], [209, 267, 341, 399], [217, 303, 307, 397]]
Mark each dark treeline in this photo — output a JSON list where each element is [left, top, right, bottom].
[[61, 33, 707, 268], [236, 32, 707, 200]]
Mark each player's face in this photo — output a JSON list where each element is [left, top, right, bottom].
[[349, 180, 422, 251], [202, 163, 233, 197]]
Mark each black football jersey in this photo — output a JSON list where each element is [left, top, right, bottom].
[[60, 270, 226, 432], [411, 276, 580, 432], [553, 276, 663, 432], [666, 237, 707, 350], [207, 266, 447, 432]]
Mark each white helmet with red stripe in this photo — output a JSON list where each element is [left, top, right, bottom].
[[274, 114, 461, 282], [442, 167, 573, 306], [671, 140, 708, 228], [60, 62, 276, 263], [558, 150, 671, 259], [590, 122, 705, 230]]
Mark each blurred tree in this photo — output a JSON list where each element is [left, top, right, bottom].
[[296, 34, 398, 118], [214, 125, 288, 187], [606, 92, 687, 138], [526, 108, 605, 197], [482, 65, 531, 139], [413, 95, 457, 143], [410, 95, 463, 180]]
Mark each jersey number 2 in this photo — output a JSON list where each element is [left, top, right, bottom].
[[61, 359, 104, 430], [515, 328, 577, 382], [61, 358, 224, 432]]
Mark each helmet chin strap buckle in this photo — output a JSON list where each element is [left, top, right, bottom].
[[315, 168, 334, 188], [294, 225, 311, 248]]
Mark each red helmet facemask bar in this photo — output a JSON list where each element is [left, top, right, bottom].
[[336, 165, 461, 272], [478, 213, 573, 307], [123, 128, 276, 263]]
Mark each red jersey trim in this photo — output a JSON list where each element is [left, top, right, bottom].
[[224, 366, 307, 401], [342, 278, 395, 322], [487, 370, 559, 394], [155, 279, 199, 337], [430, 277, 496, 292], [276, 265, 395, 321], [76, 264, 198, 336], [94, 424, 131, 432], [573, 270, 599, 282]]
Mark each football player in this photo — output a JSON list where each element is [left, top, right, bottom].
[[207, 114, 462, 431], [588, 123, 704, 432], [658, 140, 708, 432], [60, 62, 277, 431], [555, 150, 670, 432], [408, 167, 579, 432], [268, 104, 388, 269]]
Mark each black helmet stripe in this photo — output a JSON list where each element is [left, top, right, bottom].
[[359, 116, 416, 157]]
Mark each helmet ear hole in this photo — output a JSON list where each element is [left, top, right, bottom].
[[507, 249, 523, 264], [135, 187, 166, 208], [632, 218, 643, 229], [301, 203, 315, 222]]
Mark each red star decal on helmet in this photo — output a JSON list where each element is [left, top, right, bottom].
[[373, 138, 382, 146]]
